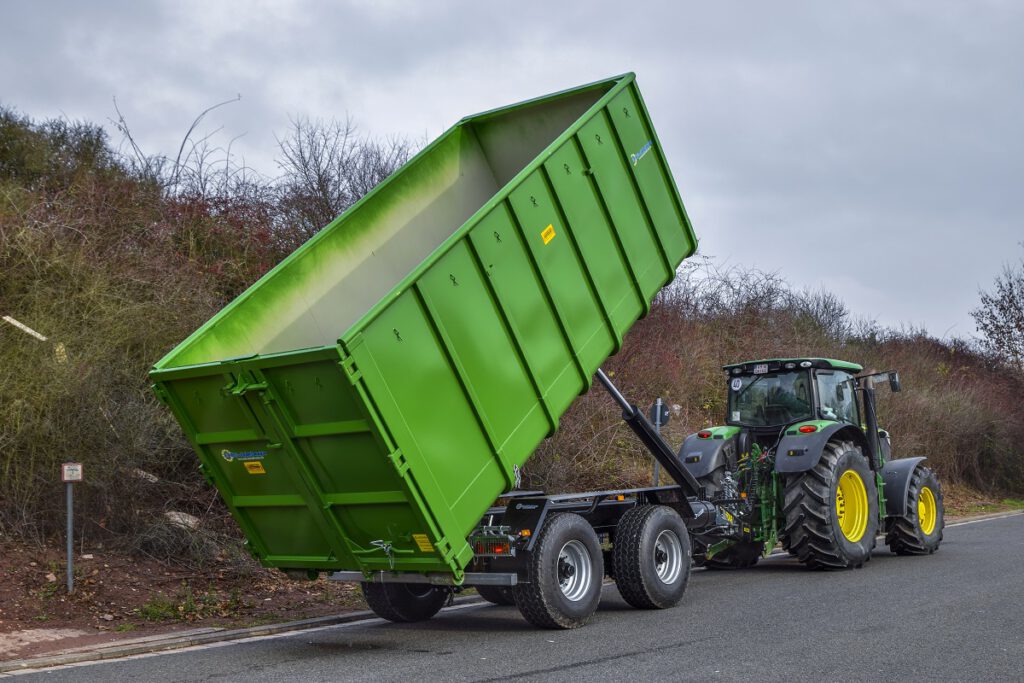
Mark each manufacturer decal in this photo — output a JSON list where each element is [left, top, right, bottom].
[[630, 140, 653, 166], [221, 449, 268, 462], [541, 224, 556, 245], [244, 461, 266, 475], [515, 503, 539, 510]]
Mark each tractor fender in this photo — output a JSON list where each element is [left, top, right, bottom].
[[677, 432, 738, 479], [880, 457, 928, 517], [774, 423, 871, 474]]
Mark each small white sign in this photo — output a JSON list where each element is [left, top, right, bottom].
[[753, 363, 769, 374], [61, 462, 83, 482], [731, 378, 743, 391]]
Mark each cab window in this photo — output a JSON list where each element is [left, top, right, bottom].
[[816, 371, 858, 425]]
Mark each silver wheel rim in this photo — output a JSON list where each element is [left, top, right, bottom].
[[654, 530, 683, 585], [557, 539, 592, 602]]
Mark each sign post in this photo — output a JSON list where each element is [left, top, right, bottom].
[[648, 399, 670, 486], [61, 462, 83, 594]]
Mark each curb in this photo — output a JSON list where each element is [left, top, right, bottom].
[[0, 596, 486, 674]]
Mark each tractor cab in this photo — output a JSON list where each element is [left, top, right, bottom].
[[724, 358, 863, 438]]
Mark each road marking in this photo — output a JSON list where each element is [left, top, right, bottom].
[[0, 602, 490, 676], [945, 511, 1023, 528]]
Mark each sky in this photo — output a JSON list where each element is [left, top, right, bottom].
[[2, 0, 1022, 339]]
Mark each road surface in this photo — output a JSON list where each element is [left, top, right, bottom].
[[9, 514, 1022, 682]]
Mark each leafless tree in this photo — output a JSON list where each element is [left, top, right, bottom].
[[274, 115, 414, 243], [972, 249, 1024, 370]]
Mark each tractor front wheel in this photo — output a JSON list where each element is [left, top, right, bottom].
[[886, 465, 944, 555], [783, 440, 878, 569]]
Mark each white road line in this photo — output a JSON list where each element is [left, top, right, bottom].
[[1, 602, 490, 676], [946, 511, 1023, 527]]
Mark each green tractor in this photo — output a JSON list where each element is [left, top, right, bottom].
[[678, 358, 944, 570]]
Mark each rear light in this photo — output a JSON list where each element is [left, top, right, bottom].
[[470, 526, 517, 558], [798, 425, 818, 433], [474, 540, 510, 555], [698, 430, 712, 439]]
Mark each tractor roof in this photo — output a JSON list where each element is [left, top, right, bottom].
[[722, 358, 864, 373]]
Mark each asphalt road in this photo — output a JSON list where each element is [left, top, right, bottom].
[[11, 514, 1023, 682]]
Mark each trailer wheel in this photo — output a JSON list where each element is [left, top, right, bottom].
[[360, 582, 448, 623], [886, 465, 944, 555], [513, 513, 603, 629], [703, 541, 763, 570], [613, 505, 691, 609], [475, 585, 516, 606], [783, 440, 878, 569]]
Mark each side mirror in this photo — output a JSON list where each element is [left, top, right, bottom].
[[889, 372, 902, 393]]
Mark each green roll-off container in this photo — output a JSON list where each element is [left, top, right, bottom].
[[151, 73, 696, 582]]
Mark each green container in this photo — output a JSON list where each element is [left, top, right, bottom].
[[151, 73, 696, 581]]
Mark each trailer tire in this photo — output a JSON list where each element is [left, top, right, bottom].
[[783, 440, 878, 569], [613, 505, 691, 609], [513, 513, 603, 629], [886, 465, 944, 555], [360, 582, 448, 623], [475, 585, 516, 606], [703, 541, 763, 570]]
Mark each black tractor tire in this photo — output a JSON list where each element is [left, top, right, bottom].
[[475, 584, 516, 606], [361, 582, 449, 623], [612, 505, 691, 609], [886, 465, 944, 555], [783, 440, 879, 569], [513, 513, 603, 629], [703, 541, 764, 569]]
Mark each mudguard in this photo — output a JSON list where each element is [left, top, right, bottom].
[[774, 423, 870, 474], [881, 457, 927, 517], [677, 429, 738, 479]]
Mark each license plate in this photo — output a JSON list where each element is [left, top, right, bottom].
[[753, 363, 769, 374]]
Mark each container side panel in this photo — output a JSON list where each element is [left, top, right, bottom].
[[509, 173, 615, 374], [543, 140, 644, 334], [469, 205, 580, 422], [578, 113, 670, 295], [350, 291, 505, 567], [609, 87, 694, 262], [418, 241, 550, 463]]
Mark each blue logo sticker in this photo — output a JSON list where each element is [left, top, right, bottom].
[[221, 449, 268, 462], [630, 140, 653, 166]]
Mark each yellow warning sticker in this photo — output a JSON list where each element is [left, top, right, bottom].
[[244, 461, 266, 475], [541, 224, 556, 244], [412, 533, 434, 552]]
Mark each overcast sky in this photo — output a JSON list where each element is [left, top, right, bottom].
[[3, 1, 1022, 339]]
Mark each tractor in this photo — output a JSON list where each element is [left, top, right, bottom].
[[678, 358, 944, 569]]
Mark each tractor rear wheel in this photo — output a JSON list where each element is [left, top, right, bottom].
[[783, 440, 878, 569], [703, 541, 763, 569], [886, 465, 944, 555], [612, 505, 691, 609], [513, 513, 603, 629], [475, 584, 516, 605], [361, 582, 448, 622]]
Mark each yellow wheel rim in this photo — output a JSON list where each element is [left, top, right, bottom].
[[836, 470, 869, 543], [918, 486, 937, 535]]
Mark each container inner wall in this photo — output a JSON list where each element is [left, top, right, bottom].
[[159, 85, 611, 370]]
